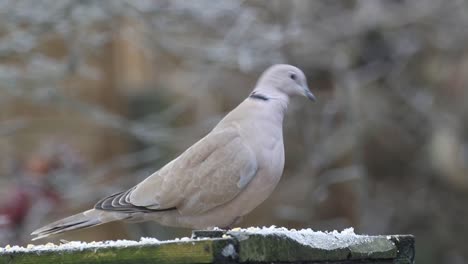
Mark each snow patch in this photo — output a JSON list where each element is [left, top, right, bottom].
[[0, 236, 212, 254], [229, 226, 371, 250]]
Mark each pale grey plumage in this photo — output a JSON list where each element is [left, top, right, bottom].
[[31, 64, 315, 240]]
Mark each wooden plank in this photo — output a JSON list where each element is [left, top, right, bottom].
[[0, 239, 235, 264], [0, 229, 415, 264], [224, 230, 400, 263]]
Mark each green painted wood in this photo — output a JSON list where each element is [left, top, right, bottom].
[[0, 239, 235, 264], [0, 230, 415, 264]]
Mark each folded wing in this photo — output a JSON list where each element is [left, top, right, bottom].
[[95, 127, 258, 215]]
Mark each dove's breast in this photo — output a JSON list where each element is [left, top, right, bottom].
[[233, 114, 285, 216]]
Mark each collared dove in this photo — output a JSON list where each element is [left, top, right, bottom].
[[31, 64, 316, 240]]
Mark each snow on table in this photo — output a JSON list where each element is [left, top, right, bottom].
[[222, 226, 400, 262], [0, 237, 164, 254], [0, 227, 414, 264], [231, 226, 373, 249]]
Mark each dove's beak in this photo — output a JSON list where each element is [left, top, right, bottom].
[[305, 90, 316, 102]]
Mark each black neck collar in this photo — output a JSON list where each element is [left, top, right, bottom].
[[249, 92, 269, 101]]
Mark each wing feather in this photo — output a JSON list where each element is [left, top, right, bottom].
[[94, 127, 258, 215], [130, 127, 258, 215]]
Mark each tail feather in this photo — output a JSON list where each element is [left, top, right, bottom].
[[31, 209, 125, 240]]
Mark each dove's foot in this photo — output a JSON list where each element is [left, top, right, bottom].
[[220, 216, 243, 230]]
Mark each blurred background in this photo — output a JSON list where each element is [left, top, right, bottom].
[[0, 0, 467, 262]]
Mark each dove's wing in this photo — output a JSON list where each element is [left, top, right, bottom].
[[94, 126, 258, 215]]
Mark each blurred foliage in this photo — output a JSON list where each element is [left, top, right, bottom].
[[0, 0, 467, 262]]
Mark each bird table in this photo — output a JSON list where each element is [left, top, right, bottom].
[[0, 227, 414, 264]]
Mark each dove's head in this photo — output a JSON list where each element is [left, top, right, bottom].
[[255, 64, 316, 102]]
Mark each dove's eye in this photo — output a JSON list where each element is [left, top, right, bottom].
[[289, 73, 297, 81]]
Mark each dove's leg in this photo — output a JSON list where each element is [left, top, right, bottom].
[[220, 216, 243, 229]]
